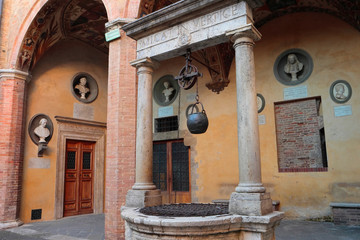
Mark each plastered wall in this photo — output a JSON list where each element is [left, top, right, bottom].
[[152, 12, 360, 219], [21, 39, 108, 223]]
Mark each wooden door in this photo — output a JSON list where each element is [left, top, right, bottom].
[[153, 140, 191, 204], [64, 140, 95, 217]]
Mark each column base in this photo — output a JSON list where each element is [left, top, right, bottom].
[[125, 189, 162, 208], [0, 219, 23, 230], [229, 192, 273, 216]]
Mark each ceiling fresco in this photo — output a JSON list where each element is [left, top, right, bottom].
[[18, 0, 108, 71]]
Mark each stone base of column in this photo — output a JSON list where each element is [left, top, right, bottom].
[[229, 192, 273, 216], [0, 219, 23, 230], [125, 189, 162, 208]]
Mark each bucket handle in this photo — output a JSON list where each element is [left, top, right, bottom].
[[190, 101, 206, 115]]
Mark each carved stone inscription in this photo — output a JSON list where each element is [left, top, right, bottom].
[[136, 2, 250, 60]]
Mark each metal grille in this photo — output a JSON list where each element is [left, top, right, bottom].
[[83, 152, 91, 169], [155, 116, 178, 132], [153, 143, 167, 191], [140, 203, 228, 217], [31, 209, 42, 220], [67, 151, 76, 169], [172, 142, 189, 192]]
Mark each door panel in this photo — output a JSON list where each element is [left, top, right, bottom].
[[153, 140, 191, 204], [64, 140, 94, 217]]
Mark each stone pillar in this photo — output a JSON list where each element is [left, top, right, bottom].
[[125, 57, 162, 208], [0, 69, 29, 229], [226, 24, 273, 216], [104, 19, 137, 240]]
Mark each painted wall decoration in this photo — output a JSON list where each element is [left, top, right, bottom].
[[273, 49, 313, 86], [71, 72, 99, 103], [194, 43, 234, 94], [330, 80, 352, 104]]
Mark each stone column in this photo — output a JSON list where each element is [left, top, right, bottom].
[[125, 57, 162, 208], [0, 69, 29, 229], [226, 24, 273, 216]]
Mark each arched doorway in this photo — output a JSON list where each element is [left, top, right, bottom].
[[17, 0, 109, 222]]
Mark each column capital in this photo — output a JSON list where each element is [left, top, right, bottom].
[[0, 69, 31, 82], [226, 24, 262, 44], [130, 57, 160, 71]]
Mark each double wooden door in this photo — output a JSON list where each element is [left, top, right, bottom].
[[153, 140, 191, 203], [64, 140, 95, 217]]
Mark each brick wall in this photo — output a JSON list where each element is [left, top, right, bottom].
[[275, 98, 325, 172], [104, 31, 137, 240], [0, 76, 26, 223], [332, 207, 360, 225]]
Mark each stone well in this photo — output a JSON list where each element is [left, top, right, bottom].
[[121, 206, 284, 240]]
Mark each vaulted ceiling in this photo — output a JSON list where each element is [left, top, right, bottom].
[[138, 0, 360, 31], [19, 0, 107, 71]]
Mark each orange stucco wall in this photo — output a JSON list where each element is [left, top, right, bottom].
[[152, 12, 360, 219], [21, 39, 108, 223]]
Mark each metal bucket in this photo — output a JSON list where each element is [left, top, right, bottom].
[[187, 102, 208, 134]]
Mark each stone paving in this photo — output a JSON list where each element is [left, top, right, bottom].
[[1, 213, 360, 240], [0, 214, 104, 240]]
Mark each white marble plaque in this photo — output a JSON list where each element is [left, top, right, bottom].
[[186, 93, 196, 102], [158, 106, 174, 117], [334, 105, 352, 117], [73, 103, 94, 120], [283, 85, 308, 100], [258, 115, 266, 125], [28, 158, 51, 169]]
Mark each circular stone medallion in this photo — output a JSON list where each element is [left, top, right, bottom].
[[273, 49, 313, 86], [330, 80, 352, 104], [153, 75, 180, 106], [28, 114, 53, 145], [71, 72, 98, 103]]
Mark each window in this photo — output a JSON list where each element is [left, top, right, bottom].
[[154, 116, 179, 133], [274, 97, 328, 172]]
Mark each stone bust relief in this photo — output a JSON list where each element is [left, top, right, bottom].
[[284, 54, 303, 82], [162, 81, 175, 103], [75, 77, 90, 99], [34, 118, 50, 143]]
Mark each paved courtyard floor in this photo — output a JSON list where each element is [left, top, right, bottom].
[[1, 213, 360, 240]]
